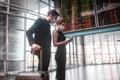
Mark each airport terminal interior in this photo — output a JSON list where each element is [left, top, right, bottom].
[[0, 0, 120, 80]]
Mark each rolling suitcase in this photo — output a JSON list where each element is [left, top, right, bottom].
[[15, 50, 48, 80]]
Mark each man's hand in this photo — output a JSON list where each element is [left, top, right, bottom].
[[32, 44, 41, 51]]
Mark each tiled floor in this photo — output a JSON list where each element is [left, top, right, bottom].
[[0, 64, 120, 80], [50, 64, 120, 80]]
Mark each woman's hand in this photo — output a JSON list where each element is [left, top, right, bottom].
[[66, 37, 73, 43], [68, 37, 73, 42]]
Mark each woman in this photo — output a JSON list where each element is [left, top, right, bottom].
[[52, 18, 73, 80]]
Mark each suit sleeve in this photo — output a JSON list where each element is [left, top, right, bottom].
[[26, 18, 41, 46]]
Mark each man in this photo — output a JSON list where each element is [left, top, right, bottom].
[[26, 9, 59, 80]]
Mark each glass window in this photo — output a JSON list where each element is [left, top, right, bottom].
[[86, 55, 95, 64], [101, 33, 109, 55], [50, 0, 54, 7], [10, 0, 26, 8], [84, 31, 120, 64], [9, 16, 25, 30], [108, 32, 116, 54], [84, 35, 94, 55], [40, 3, 49, 16], [69, 42, 74, 65], [77, 37, 82, 54], [10, 6, 26, 17], [26, 52, 38, 71], [0, 28, 6, 60], [97, 0, 120, 26], [26, 0, 39, 13], [93, 34, 103, 64], [0, 4, 7, 13], [26, 19, 35, 30], [93, 34, 101, 55], [8, 60, 24, 71], [116, 54, 120, 62], [103, 55, 110, 63], [115, 31, 120, 62], [8, 29, 24, 60], [95, 54, 102, 64], [0, 13, 6, 27], [61, 0, 95, 32], [1, 0, 8, 2], [41, 0, 49, 4], [49, 52, 56, 69]]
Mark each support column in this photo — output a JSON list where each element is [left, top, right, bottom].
[[81, 36, 86, 66]]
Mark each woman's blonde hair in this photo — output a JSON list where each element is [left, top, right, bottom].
[[56, 18, 65, 25]]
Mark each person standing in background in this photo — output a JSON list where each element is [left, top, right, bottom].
[[52, 18, 73, 80], [26, 9, 59, 80]]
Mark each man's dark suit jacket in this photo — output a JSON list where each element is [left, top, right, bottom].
[[26, 17, 51, 53]]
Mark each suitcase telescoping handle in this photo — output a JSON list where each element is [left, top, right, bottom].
[[32, 49, 42, 71], [39, 49, 42, 71]]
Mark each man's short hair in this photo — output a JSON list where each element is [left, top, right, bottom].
[[47, 9, 59, 16]]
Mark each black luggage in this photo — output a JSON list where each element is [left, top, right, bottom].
[[15, 50, 47, 80], [15, 71, 43, 80], [15, 71, 48, 80]]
